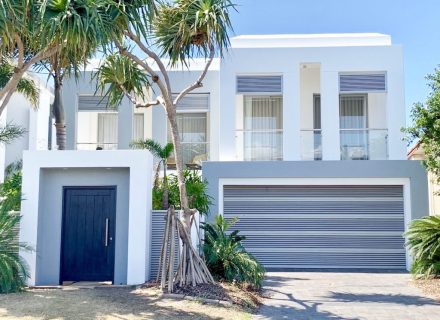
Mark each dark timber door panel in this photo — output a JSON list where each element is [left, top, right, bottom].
[[223, 185, 406, 270], [61, 187, 116, 282]]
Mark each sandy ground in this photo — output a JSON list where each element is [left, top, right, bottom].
[[0, 287, 251, 320], [413, 278, 440, 302]]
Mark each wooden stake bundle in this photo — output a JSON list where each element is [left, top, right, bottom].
[[157, 206, 214, 292]]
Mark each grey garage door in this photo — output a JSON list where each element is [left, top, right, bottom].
[[223, 185, 406, 269]]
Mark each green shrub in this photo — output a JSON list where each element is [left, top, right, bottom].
[[152, 170, 212, 214], [0, 194, 31, 293], [0, 162, 22, 211], [405, 215, 440, 278], [202, 215, 265, 289]]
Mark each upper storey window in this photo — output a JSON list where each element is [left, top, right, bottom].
[[338, 73, 388, 160], [236, 75, 283, 161]]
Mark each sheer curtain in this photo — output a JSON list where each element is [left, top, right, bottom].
[[339, 95, 368, 159], [133, 113, 144, 141], [98, 113, 118, 149], [243, 96, 283, 160], [168, 112, 208, 165]]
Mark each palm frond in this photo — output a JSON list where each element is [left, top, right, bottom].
[[0, 62, 39, 108], [201, 214, 265, 288], [0, 124, 25, 144], [16, 77, 39, 108], [154, 0, 236, 66], [95, 53, 151, 108], [405, 215, 440, 278], [130, 138, 165, 159], [0, 194, 31, 293]]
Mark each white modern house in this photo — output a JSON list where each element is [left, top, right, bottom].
[[19, 33, 429, 286]]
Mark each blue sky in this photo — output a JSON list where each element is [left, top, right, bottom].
[[229, 0, 440, 124]]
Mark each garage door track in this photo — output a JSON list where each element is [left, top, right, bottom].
[[254, 272, 440, 320]]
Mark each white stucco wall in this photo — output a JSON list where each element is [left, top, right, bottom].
[[4, 81, 52, 172], [218, 44, 406, 161], [20, 150, 153, 286]]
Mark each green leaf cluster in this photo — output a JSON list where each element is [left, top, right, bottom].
[[152, 170, 212, 214], [0, 166, 30, 293], [202, 215, 265, 289], [406, 68, 440, 180], [405, 215, 440, 278]]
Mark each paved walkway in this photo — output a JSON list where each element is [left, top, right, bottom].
[[254, 272, 440, 320]]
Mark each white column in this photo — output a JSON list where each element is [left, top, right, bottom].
[[283, 70, 301, 160], [386, 69, 406, 160], [19, 151, 40, 285], [126, 155, 152, 284], [218, 66, 237, 161], [321, 70, 340, 160], [118, 97, 134, 149]]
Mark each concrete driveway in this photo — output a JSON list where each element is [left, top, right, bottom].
[[254, 272, 440, 320]]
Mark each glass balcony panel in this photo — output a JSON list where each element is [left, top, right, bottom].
[[236, 130, 283, 161], [300, 130, 322, 160], [340, 129, 388, 160]]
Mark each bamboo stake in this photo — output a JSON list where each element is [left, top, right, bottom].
[[160, 208, 172, 289], [156, 211, 168, 283], [168, 208, 176, 293]]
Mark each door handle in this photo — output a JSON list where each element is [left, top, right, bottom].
[[104, 218, 109, 247]]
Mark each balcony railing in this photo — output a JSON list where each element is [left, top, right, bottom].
[[236, 129, 283, 161], [168, 142, 209, 169], [76, 143, 118, 150], [300, 129, 322, 160], [340, 129, 388, 160]]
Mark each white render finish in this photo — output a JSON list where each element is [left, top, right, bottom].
[[2, 80, 52, 177], [66, 33, 406, 162], [19, 150, 153, 286], [218, 34, 406, 161]]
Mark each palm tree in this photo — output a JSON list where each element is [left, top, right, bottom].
[[96, 0, 235, 291], [38, 0, 116, 150], [131, 139, 174, 209], [0, 0, 59, 113]]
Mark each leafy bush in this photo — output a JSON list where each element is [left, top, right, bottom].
[[153, 170, 212, 214], [0, 194, 31, 293], [0, 161, 22, 211], [405, 215, 440, 278], [202, 215, 265, 289]]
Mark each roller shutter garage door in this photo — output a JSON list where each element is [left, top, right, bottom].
[[223, 185, 406, 270]]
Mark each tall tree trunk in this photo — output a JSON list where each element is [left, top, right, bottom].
[[162, 160, 169, 209], [0, 70, 26, 115], [53, 73, 66, 150], [166, 103, 191, 229]]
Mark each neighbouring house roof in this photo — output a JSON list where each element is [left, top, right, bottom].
[[407, 141, 424, 160], [230, 33, 392, 48]]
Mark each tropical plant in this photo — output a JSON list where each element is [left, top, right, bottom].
[[202, 215, 265, 289], [96, 0, 236, 290], [405, 68, 440, 181], [0, 61, 39, 108], [0, 0, 59, 113], [0, 161, 22, 211], [153, 170, 212, 215], [405, 215, 440, 278], [0, 124, 25, 145], [0, 192, 31, 293], [37, 0, 116, 150], [131, 139, 173, 209]]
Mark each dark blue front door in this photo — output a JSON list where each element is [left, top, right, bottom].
[[61, 186, 116, 283]]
